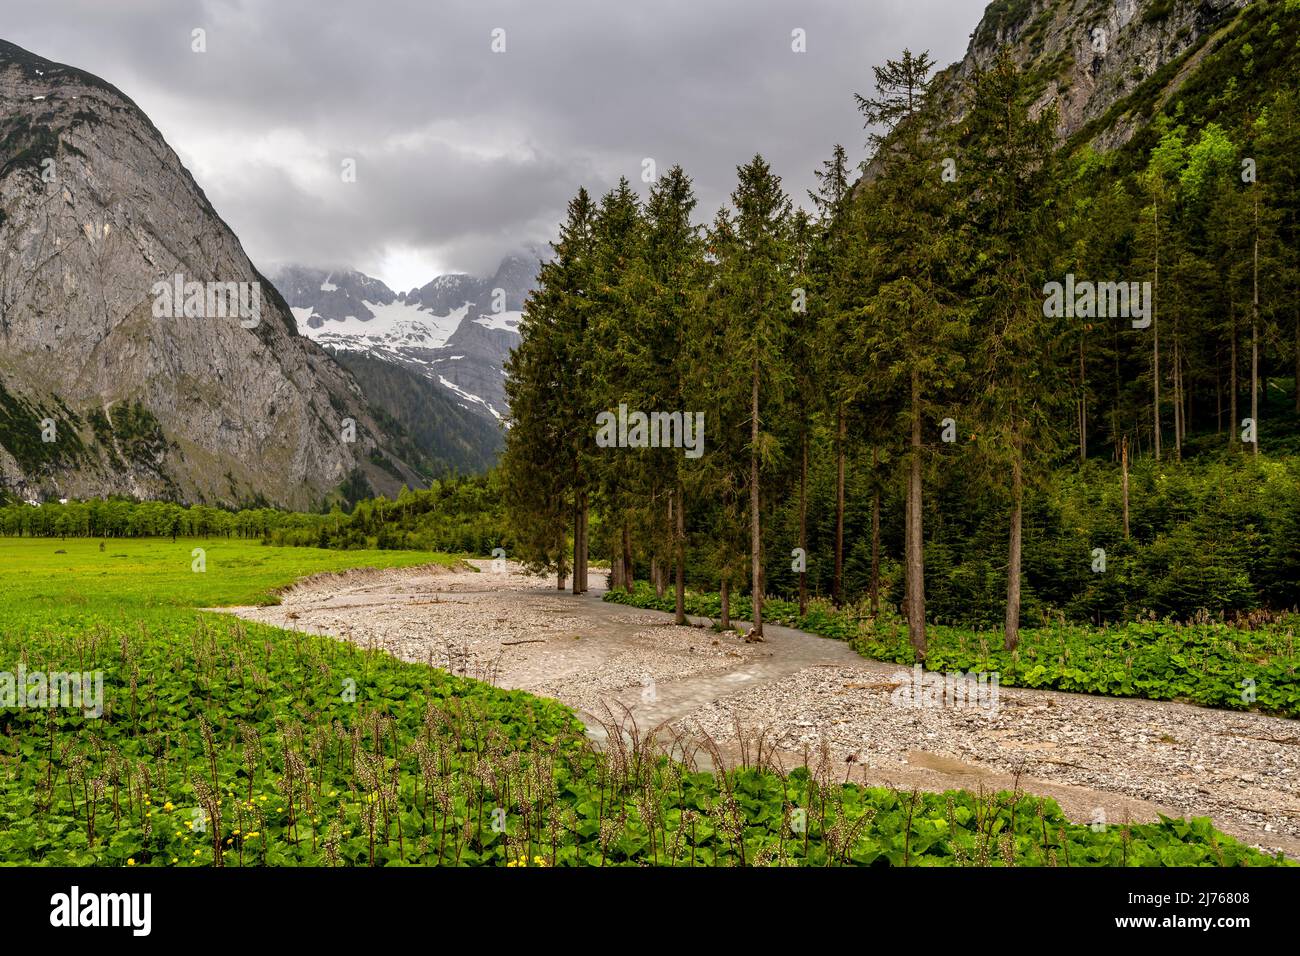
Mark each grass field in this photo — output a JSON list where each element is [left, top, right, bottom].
[[0, 537, 1288, 866], [5, 537, 455, 616]]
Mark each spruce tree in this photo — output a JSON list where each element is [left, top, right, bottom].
[[630, 165, 702, 623], [960, 48, 1062, 651], [502, 188, 596, 585], [727, 155, 793, 641], [588, 180, 645, 589], [695, 207, 751, 627], [809, 144, 856, 607], [852, 48, 956, 658]]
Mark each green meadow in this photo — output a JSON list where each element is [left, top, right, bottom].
[[3, 537, 452, 616], [0, 537, 1286, 866]]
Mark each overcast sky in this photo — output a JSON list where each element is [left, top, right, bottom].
[[7, 0, 988, 291]]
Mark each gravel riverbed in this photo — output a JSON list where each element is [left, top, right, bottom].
[[223, 560, 1300, 858]]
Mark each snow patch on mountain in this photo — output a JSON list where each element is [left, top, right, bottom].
[[473, 309, 522, 333], [438, 375, 503, 420], [274, 256, 537, 428], [293, 300, 471, 354]]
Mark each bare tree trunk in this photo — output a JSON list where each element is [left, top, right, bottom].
[[1121, 436, 1130, 541], [1152, 202, 1161, 461], [611, 541, 623, 591], [720, 576, 730, 631], [1216, 348, 1223, 434], [906, 370, 926, 658], [653, 494, 664, 598], [1173, 336, 1182, 460], [798, 429, 808, 616], [1004, 447, 1023, 652], [557, 530, 567, 591], [1113, 329, 1122, 461], [674, 482, 686, 625], [1079, 336, 1087, 463], [622, 521, 633, 593], [749, 357, 764, 641], [833, 404, 846, 607], [870, 447, 881, 619], [1230, 304, 1240, 450], [1294, 306, 1299, 415], [1252, 196, 1261, 457], [652, 485, 666, 598], [572, 491, 582, 595], [579, 499, 588, 593]]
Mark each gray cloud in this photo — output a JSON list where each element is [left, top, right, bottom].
[[5, 0, 987, 288]]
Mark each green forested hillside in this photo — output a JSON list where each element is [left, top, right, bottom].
[[334, 352, 505, 478]]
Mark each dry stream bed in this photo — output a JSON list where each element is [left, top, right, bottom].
[[223, 560, 1300, 859]]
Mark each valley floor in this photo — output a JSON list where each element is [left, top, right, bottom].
[[224, 561, 1300, 859]]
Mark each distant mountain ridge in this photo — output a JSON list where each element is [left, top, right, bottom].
[[273, 253, 536, 426]]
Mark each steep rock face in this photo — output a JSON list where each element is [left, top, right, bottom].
[[938, 0, 1252, 147], [0, 40, 414, 507]]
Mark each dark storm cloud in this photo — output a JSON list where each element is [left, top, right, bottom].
[[6, 0, 987, 287]]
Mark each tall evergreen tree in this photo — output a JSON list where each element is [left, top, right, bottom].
[[961, 48, 1062, 651], [587, 180, 645, 589], [694, 207, 752, 627], [809, 143, 855, 607], [502, 188, 596, 586], [629, 165, 702, 623], [726, 155, 793, 640], [1257, 89, 1300, 415], [852, 48, 956, 657]]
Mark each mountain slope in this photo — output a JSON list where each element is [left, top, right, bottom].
[[0, 39, 420, 508], [332, 352, 504, 476], [932, 0, 1256, 148]]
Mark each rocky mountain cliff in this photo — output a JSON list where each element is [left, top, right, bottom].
[[0, 39, 421, 508], [936, 0, 1254, 148]]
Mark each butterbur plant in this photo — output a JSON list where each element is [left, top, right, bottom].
[[0, 593, 1284, 868]]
